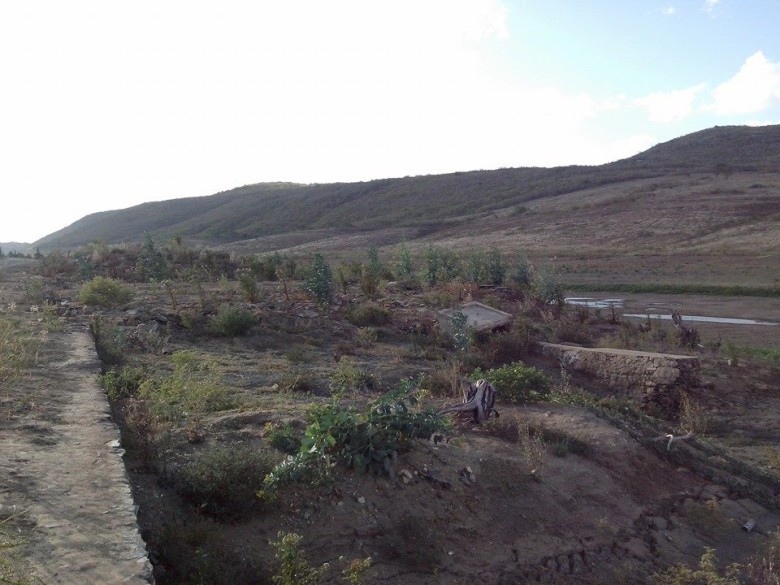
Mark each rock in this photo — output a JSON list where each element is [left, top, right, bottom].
[[649, 516, 669, 531], [623, 537, 651, 561]]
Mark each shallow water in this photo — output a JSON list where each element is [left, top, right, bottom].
[[565, 297, 625, 309], [623, 313, 778, 326]]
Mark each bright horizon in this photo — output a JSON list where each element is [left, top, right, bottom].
[[2, 1, 780, 243]]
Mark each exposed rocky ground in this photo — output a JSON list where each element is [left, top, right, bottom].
[[2, 254, 780, 584]]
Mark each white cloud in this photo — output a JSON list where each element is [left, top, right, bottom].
[[704, 0, 721, 15], [704, 51, 780, 115], [663, 6, 677, 16], [634, 84, 706, 123]]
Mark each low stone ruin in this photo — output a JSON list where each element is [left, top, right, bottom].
[[539, 342, 701, 417]]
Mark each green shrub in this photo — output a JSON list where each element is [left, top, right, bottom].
[[471, 361, 551, 402], [207, 304, 255, 336], [262, 381, 449, 494], [330, 358, 377, 393], [531, 265, 564, 306], [346, 303, 389, 326], [237, 270, 260, 303], [265, 422, 302, 455], [139, 350, 235, 421], [100, 365, 147, 400], [271, 532, 330, 585], [89, 315, 126, 365], [176, 444, 274, 518], [80, 276, 134, 307], [305, 253, 333, 306]]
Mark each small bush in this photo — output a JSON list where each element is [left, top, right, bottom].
[[237, 270, 260, 303], [176, 444, 274, 519], [354, 327, 378, 347], [100, 365, 147, 400], [346, 303, 389, 327], [139, 350, 235, 421], [265, 422, 302, 454], [89, 315, 126, 366], [471, 361, 551, 403], [330, 358, 377, 393], [80, 276, 134, 307], [207, 304, 255, 336], [305, 253, 333, 306]]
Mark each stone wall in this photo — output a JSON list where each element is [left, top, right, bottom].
[[539, 342, 701, 417]]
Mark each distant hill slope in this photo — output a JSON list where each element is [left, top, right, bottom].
[[34, 124, 780, 251]]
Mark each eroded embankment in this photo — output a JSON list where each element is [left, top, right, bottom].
[[0, 329, 152, 584]]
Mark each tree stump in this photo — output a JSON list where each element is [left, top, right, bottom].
[[439, 379, 498, 423]]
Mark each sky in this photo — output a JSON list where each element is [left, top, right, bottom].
[[1, 0, 780, 243]]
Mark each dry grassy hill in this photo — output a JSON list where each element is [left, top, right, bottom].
[[33, 126, 780, 261]]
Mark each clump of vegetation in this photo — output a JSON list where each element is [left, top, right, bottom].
[[100, 365, 147, 400], [0, 317, 40, 386], [139, 350, 235, 421], [264, 421, 302, 455], [89, 315, 127, 365], [262, 381, 449, 495], [271, 532, 372, 585], [207, 304, 255, 336], [176, 443, 274, 519], [654, 547, 741, 585], [345, 303, 389, 327], [471, 361, 551, 402], [80, 276, 134, 307], [306, 253, 333, 306], [237, 270, 260, 303], [330, 357, 377, 393]]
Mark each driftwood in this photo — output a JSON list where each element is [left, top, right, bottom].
[[439, 379, 498, 423], [671, 310, 700, 347]]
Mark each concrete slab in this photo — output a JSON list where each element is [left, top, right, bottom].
[[437, 301, 513, 334]]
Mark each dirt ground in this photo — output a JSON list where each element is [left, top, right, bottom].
[[0, 260, 152, 584], [2, 256, 780, 584]]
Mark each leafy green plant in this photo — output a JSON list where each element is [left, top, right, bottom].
[[207, 304, 255, 336], [80, 276, 134, 307], [487, 247, 505, 286], [395, 243, 414, 281], [271, 532, 330, 585], [471, 361, 551, 402], [262, 381, 449, 494], [510, 252, 533, 289], [100, 365, 147, 400], [238, 270, 260, 303], [305, 253, 333, 306], [265, 422, 302, 454], [176, 444, 274, 518], [532, 265, 564, 307], [135, 234, 171, 282]]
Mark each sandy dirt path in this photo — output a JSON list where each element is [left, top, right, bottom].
[[1, 328, 152, 584]]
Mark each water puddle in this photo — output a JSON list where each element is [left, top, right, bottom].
[[623, 314, 777, 326], [565, 297, 625, 309]]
